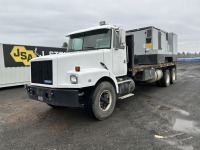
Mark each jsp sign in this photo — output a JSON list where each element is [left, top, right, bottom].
[[10, 46, 36, 66], [3, 44, 67, 67]]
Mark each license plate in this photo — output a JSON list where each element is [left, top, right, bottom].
[[37, 89, 43, 95], [38, 96, 43, 101]]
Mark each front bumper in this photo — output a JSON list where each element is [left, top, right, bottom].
[[26, 86, 80, 107]]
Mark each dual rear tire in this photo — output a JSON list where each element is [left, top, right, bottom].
[[156, 68, 176, 87], [170, 68, 176, 84]]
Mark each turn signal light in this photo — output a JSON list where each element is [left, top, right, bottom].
[[75, 66, 80, 72]]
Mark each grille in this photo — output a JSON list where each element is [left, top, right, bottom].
[[31, 60, 53, 85]]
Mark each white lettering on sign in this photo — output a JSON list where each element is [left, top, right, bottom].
[[49, 51, 66, 55], [34, 47, 66, 57]]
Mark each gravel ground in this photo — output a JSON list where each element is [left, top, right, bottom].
[[0, 62, 200, 150]]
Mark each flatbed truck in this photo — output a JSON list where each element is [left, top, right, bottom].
[[27, 22, 177, 120]]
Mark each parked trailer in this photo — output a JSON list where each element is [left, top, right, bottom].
[[0, 44, 67, 88], [27, 22, 178, 120]]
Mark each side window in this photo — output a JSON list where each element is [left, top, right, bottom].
[[113, 30, 121, 49], [72, 38, 83, 50]]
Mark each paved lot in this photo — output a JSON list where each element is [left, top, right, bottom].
[[0, 63, 200, 150]]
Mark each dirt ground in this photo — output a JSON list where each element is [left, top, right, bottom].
[[0, 63, 200, 150]]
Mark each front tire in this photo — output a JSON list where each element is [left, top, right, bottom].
[[85, 81, 116, 120]]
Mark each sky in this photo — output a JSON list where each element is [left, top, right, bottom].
[[0, 0, 200, 53]]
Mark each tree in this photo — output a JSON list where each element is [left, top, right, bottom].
[[182, 52, 186, 58], [186, 52, 189, 58], [62, 42, 68, 49], [177, 52, 181, 58]]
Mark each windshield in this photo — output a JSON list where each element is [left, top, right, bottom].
[[68, 29, 111, 51]]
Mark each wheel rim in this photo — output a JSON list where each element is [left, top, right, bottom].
[[166, 72, 170, 84], [99, 90, 112, 111], [172, 70, 176, 81]]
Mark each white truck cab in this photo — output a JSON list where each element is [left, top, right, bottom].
[[27, 22, 134, 120]]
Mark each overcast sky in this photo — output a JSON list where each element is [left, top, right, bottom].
[[1, 0, 200, 53]]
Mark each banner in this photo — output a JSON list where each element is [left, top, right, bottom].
[[3, 44, 67, 67]]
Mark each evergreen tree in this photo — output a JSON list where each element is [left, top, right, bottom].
[[62, 42, 68, 49], [178, 52, 181, 58], [182, 52, 186, 58]]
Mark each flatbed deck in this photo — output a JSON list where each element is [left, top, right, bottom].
[[129, 62, 178, 76]]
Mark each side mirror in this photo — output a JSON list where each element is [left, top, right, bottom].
[[119, 29, 126, 49]]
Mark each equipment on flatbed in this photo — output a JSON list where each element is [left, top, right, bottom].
[[126, 26, 177, 65], [27, 22, 177, 120]]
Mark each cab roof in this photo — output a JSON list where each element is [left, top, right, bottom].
[[66, 25, 118, 36]]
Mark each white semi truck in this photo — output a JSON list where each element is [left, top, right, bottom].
[[27, 22, 177, 120]]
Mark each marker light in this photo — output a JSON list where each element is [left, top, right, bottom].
[[75, 66, 80, 72]]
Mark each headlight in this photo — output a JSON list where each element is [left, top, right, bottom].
[[70, 75, 78, 84]]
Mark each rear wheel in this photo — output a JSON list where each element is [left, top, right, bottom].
[[85, 81, 116, 120], [160, 69, 170, 87], [156, 80, 161, 87], [170, 68, 177, 84]]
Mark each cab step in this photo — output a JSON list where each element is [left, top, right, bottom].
[[118, 93, 134, 100]]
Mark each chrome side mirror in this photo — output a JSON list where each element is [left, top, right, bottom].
[[119, 29, 126, 49]]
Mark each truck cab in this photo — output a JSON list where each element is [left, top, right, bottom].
[[67, 24, 128, 77], [27, 22, 135, 120]]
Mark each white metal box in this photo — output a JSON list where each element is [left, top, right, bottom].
[[126, 26, 177, 65]]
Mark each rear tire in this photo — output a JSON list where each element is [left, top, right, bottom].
[[160, 69, 170, 87], [84, 81, 116, 120], [156, 80, 161, 87], [170, 68, 177, 84]]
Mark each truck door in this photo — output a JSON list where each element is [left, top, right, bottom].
[[112, 29, 127, 76]]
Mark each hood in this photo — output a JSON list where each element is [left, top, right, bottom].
[[56, 50, 104, 87], [56, 50, 104, 69], [30, 50, 106, 88]]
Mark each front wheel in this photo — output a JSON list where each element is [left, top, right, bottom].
[[85, 81, 116, 120]]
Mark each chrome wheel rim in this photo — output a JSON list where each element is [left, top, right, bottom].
[[99, 90, 112, 111], [166, 72, 170, 84], [172, 70, 176, 81]]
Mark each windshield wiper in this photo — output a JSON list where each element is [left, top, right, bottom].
[[68, 49, 75, 52], [84, 47, 98, 50]]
